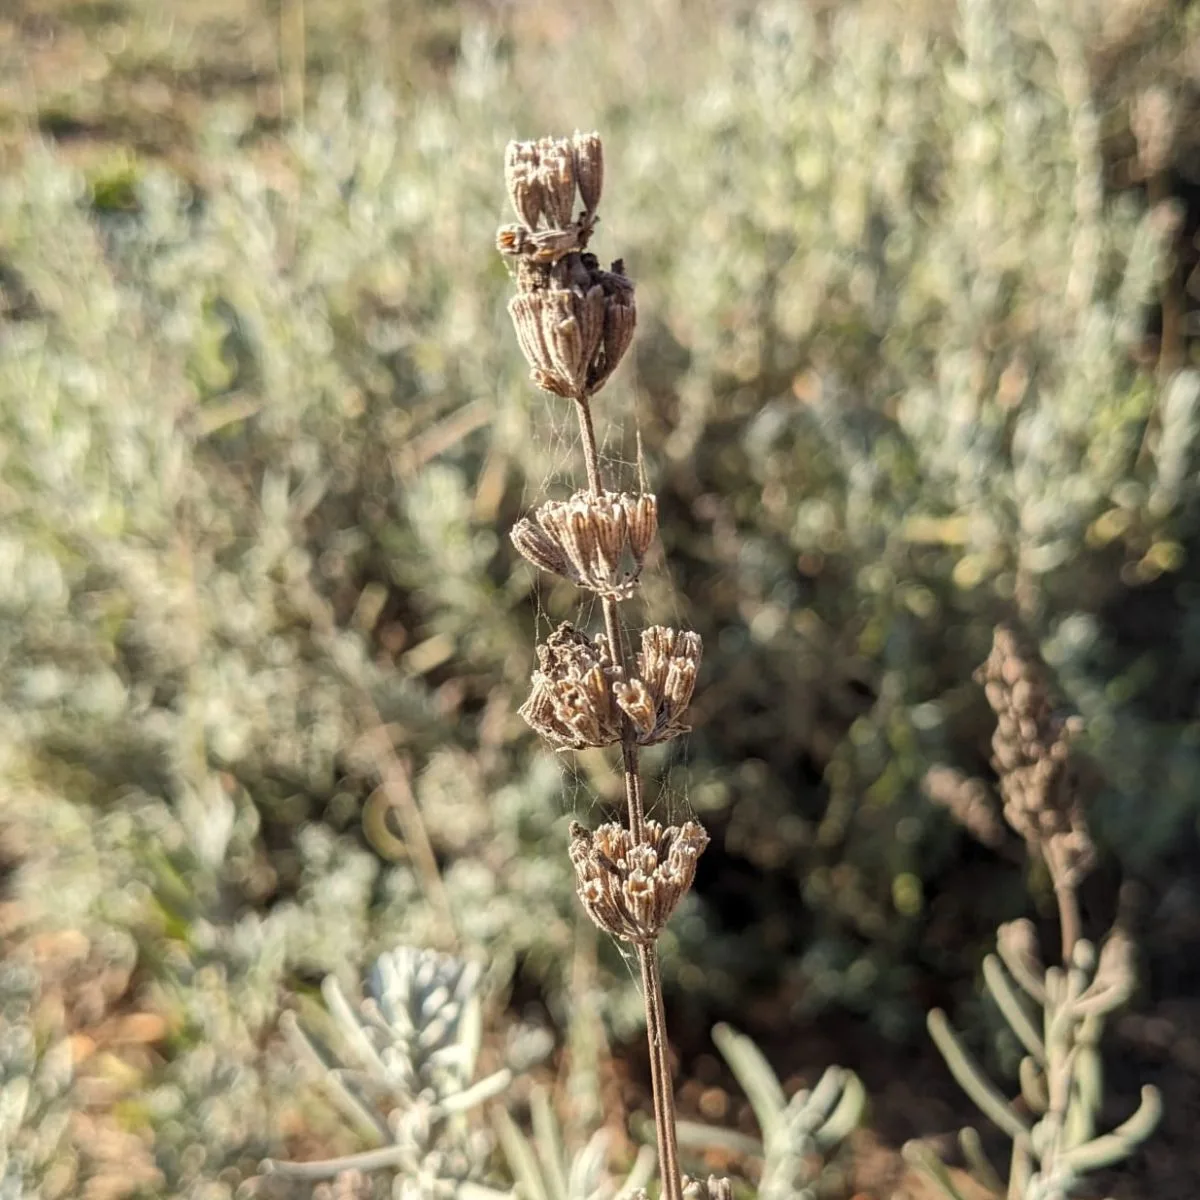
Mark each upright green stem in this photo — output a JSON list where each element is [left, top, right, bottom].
[[572, 391, 680, 1200]]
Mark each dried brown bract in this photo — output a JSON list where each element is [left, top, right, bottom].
[[519, 623, 623, 750], [510, 489, 657, 598], [569, 819, 709, 944], [614, 626, 703, 745]]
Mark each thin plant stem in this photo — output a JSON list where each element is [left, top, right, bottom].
[[618, 738, 646, 844], [571, 389, 680, 1200], [640, 941, 684, 1200], [574, 394, 604, 496], [1046, 840, 1081, 966], [574, 393, 645, 840], [1056, 880, 1081, 967]]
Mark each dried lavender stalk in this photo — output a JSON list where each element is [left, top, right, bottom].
[[498, 132, 711, 1200]]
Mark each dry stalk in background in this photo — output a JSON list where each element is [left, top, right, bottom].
[[910, 626, 1160, 1200], [498, 132, 715, 1200]]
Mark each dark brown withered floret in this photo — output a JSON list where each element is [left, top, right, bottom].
[[519, 623, 623, 750]]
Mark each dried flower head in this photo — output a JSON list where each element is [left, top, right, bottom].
[[569, 819, 709, 944], [504, 131, 603, 233], [614, 626, 703, 745], [521, 623, 700, 750], [499, 132, 635, 398], [976, 625, 1094, 885], [504, 258, 636, 398], [519, 623, 623, 750], [511, 489, 658, 598], [508, 285, 606, 398]]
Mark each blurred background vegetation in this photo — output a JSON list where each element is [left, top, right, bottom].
[[1, 0, 1199, 1196]]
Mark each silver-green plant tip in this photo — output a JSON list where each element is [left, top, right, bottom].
[[264, 945, 510, 1191]]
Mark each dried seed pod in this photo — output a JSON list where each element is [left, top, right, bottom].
[[615, 626, 702, 745], [536, 135, 578, 229], [511, 490, 658, 598], [548, 286, 605, 394], [572, 130, 604, 217], [508, 286, 606, 398], [510, 521, 573, 580], [588, 268, 637, 394], [504, 140, 545, 230], [569, 819, 709, 943], [509, 292, 555, 387], [520, 623, 623, 750]]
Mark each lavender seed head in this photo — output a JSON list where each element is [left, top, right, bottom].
[[569, 819, 709, 944], [510, 489, 658, 599]]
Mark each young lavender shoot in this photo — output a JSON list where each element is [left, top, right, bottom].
[[498, 132, 714, 1200]]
